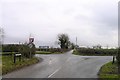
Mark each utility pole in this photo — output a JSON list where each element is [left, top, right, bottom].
[[76, 37, 77, 45], [106, 45, 109, 49], [76, 37, 77, 48]]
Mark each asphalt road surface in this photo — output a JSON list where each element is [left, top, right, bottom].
[[3, 50, 112, 78]]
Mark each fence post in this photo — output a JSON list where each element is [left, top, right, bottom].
[[112, 56, 115, 64], [13, 53, 16, 63]]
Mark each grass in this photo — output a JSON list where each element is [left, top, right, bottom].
[[98, 61, 119, 79], [36, 51, 52, 54], [36, 51, 62, 54], [2, 55, 39, 75]]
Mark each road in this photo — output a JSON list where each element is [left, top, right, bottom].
[[3, 50, 112, 78]]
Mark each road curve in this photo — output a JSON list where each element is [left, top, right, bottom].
[[3, 50, 112, 78]]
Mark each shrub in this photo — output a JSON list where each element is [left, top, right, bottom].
[[19, 44, 36, 58]]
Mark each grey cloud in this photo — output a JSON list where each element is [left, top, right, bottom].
[[1, 0, 118, 47]]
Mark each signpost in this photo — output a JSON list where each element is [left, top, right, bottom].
[[13, 53, 21, 63], [28, 37, 35, 58], [13, 35, 35, 63]]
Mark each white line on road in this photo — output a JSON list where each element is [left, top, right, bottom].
[[66, 57, 70, 62], [48, 57, 70, 78], [48, 66, 62, 78]]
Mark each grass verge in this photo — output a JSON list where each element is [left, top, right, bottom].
[[36, 51, 52, 54], [98, 61, 119, 79], [2, 55, 39, 75], [36, 51, 62, 54]]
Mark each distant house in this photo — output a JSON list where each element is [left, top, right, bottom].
[[39, 46, 49, 49], [79, 46, 87, 48], [39, 46, 49, 51]]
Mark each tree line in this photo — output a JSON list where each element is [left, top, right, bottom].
[[74, 48, 117, 56]]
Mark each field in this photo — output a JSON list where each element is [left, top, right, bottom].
[[36, 51, 62, 54]]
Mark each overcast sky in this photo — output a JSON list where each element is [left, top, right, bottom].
[[1, 0, 119, 48]]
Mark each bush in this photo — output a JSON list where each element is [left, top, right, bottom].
[[19, 44, 36, 58]]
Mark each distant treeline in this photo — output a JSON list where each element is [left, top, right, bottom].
[[75, 48, 118, 56], [36, 48, 70, 53], [2, 44, 70, 53]]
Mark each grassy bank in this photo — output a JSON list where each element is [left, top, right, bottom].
[[2, 55, 39, 75], [98, 61, 119, 79]]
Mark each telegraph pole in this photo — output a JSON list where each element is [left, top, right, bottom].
[[106, 45, 109, 49], [76, 37, 77, 46], [76, 37, 77, 49]]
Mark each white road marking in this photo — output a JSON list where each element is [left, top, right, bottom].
[[48, 66, 62, 78], [49, 59, 52, 64], [48, 57, 70, 78], [66, 57, 70, 62], [48, 56, 91, 78]]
